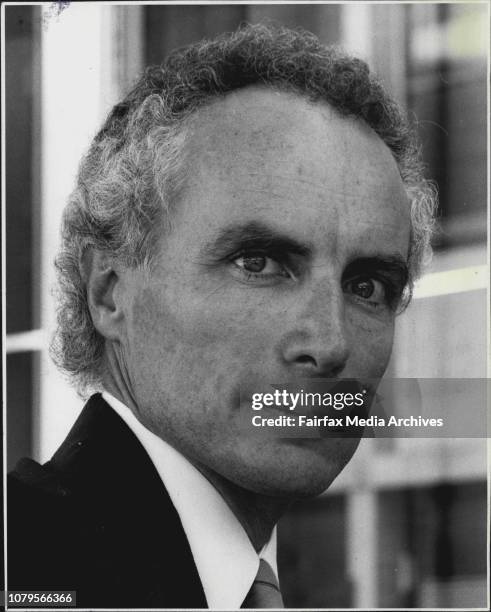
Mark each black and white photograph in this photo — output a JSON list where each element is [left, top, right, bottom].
[[3, 1, 489, 610]]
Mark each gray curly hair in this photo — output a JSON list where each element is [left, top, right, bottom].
[[51, 23, 437, 394]]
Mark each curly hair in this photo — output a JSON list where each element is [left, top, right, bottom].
[[51, 23, 437, 394]]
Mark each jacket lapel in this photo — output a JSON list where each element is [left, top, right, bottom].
[[48, 393, 208, 608]]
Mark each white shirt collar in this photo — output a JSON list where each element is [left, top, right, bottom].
[[102, 391, 278, 609]]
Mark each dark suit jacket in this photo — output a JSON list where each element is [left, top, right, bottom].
[[8, 394, 208, 608]]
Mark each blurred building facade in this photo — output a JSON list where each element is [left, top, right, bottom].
[[5, 3, 488, 608]]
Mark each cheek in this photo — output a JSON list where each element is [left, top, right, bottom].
[[128, 286, 277, 398], [165, 281, 283, 370], [346, 308, 395, 376]]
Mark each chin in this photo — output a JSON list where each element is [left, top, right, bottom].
[[229, 436, 361, 499]]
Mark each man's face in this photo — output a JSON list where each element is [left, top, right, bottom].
[[116, 87, 410, 497]]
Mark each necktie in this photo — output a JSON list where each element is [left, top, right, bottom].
[[241, 559, 284, 609]]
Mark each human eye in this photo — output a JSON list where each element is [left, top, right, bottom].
[[343, 276, 391, 310], [342, 258, 408, 312], [231, 251, 291, 283]]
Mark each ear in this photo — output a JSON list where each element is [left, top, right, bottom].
[[82, 249, 125, 342]]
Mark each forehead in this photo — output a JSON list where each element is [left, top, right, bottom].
[[187, 85, 401, 179], [174, 86, 410, 258]]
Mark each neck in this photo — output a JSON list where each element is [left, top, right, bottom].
[[192, 460, 293, 553], [101, 345, 140, 414]]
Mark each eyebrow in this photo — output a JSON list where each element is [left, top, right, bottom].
[[345, 256, 410, 284], [200, 222, 410, 284], [200, 221, 312, 260]]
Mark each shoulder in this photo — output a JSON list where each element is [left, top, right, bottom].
[[7, 394, 132, 600], [8, 456, 86, 594], [7, 394, 207, 607], [8, 393, 122, 526]]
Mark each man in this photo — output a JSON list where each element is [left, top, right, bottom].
[[8, 24, 435, 609]]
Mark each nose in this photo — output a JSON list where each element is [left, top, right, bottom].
[[280, 282, 350, 378]]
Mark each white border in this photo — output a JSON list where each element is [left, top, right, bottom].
[[2, 2, 490, 611]]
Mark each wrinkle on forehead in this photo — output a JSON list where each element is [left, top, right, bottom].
[[187, 85, 395, 162], [169, 85, 410, 263], [183, 86, 405, 204]]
